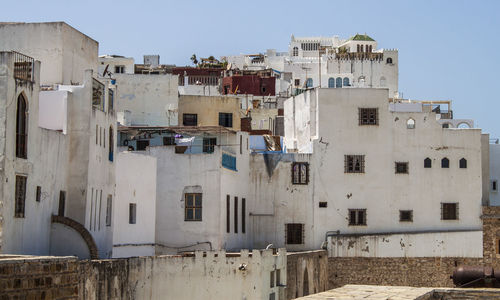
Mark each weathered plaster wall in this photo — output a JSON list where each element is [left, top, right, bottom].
[[286, 250, 328, 299], [490, 143, 500, 206], [178, 95, 241, 130]]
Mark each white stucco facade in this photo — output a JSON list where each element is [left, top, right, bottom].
[[490, 143, 500, 206]]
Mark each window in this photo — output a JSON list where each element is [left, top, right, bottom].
[[442, 123, 450, 128], [269, 293, 275, 300], [240, 135, 242, 155], [459, 158, 467, 169], [336, 77, 342, 88], [359, 108, 378, 125], [14, 175, 27, 218], [286, 223, 304, 244], [343, 77, 350, 87], [386, 57, 393, 64], [114, 65, 125, 73], [348, 209, 366, 226], [294, 79, 300, 86], [16, 94, 28, 159], [185, 193, 202, 221], [270, 270, 275, 288], [108, 89, 114, 112], [58, 191, 66, 216], [441, 203, 458, 220], [276, 269, 281, 286], [109, 126, 114, 162], [306, 78, 313, 88], [395, 162, 409, 174], [441, 157, 449, 168], [96, 125, 98, 145], [234, 197, 238, 233], [344, 155, 365, 173], [292, 46, 298, 56], [407, 118, 415, 129], [163, 136, 175, 145], [183, 113, 198, 126], [424, 157, 432, 168], [319, 202, 327, 208], [129, 203, 136, 224], [226, 195, 230, 233], [203, 138, 217, 153], [292, 162, 309, 184], [328, 77, 335, 88], [242, 198, 246, 234], [35, 186, 41, 202], [136, 140, 149, 151], [399, 210, 413, 222], [219, 113, 233, 127], [106, 195, 112, 226], [493, 180, 498, 192]]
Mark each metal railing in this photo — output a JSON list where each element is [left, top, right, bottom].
[[13, 51, 34, 82]]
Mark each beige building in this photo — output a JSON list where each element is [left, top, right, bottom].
[[178, 95, 241, 131]]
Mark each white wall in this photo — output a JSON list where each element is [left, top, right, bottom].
[[49, 223, 91, 259], [490, 144, 500, 206], [113, 152, 157, 258], [328, 231, 482, 257], [39, 90, 67, 133], [114, 73, 178, 126]]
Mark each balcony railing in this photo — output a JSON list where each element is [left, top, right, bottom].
[[13, 51, 34, 82], [335, 52, 383, 61]]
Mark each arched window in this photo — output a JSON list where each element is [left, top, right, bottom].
[[441, 157, 449, 168], [328, 77, 335, 88], [16, 94, 28, 159], [380, 76, 386, 87], [386, 57, 393, 64], [360, 45, 364, 52], [306, 78, 313, 88], [336, 77, 342, 88], [424, 157, 432, 168], [368, 45, 372, 52], [343, 77, 350, 87], [459, 158, 467, 169], [407, 118, 415, 129], [109, 126, 114, 162], [292, 47, 298, 56], [357, 45, 360, 52]]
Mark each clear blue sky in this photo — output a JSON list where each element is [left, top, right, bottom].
[[1, 0, 499, 138]]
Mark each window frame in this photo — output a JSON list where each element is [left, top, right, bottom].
[[14, 175, 27, 218], [424, 157, 432, 168], [459, 158, 467, 169], [218, 112, 233, 128], [441, 157, 450, 168], [441, 202, 458, 220], [348, 209, 367, 226], [395, 162, 409, 174], [285, 223, 304, 245], [292, 162, 309, 185], [344, 155, 365, 173], [358, 108, 379, 126], [203, 137, 217, 153], [399, 210, 413, 222], [185, 193, 202, 221], [16, 94, 28, 159], [183, 113, 198, 126], [129, 203, 137, 224]]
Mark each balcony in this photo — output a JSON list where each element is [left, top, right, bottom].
[[13, 51, 34, 82], [335, 52, 383, 61]]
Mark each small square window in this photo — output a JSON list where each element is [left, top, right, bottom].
[[399, 210, 413, 222], [294, 79, 300, 86], [319, 202, 327, 208], [358, 108, 378, 125], [185, 193, 202, 221], [395, 162, 409, 174], [286, 223, 304, 244], [203, 138, 217, 153], [292, 162, 309, 184], [219, 113, 233, 127], [441, 203, 458, 220], [163, 136, 175, 145], [183, 114, 198, 126], [348, 209, 366, 226], [345, 155, 365, 173], [136, 140, 149, 151]]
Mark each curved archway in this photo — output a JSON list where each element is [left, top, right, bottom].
[[407, 118, 415, 129], [16, 93, 28, 159], [303, 267, 309, 296], [51, 215, 99, 259], [457, 122, 471, 129], [336, 77, 342, 88], [343, 77, 350, 87], [386, 57, 393, 64]]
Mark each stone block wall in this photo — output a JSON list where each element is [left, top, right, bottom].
[[0, 255, 79, 299], [286, 250, 328, 299]]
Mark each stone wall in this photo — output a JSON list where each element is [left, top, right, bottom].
[[286, 250, 328, 299], [481, 206, 500, 267], [0, 255, 79, 299]]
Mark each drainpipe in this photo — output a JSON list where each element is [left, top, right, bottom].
[[323, 230, 340, 253]]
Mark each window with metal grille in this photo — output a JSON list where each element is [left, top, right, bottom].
[[219, 113, 233, 127], [345, 155, 365, 173], [292, 47, 298, 56], [292, 162, 309, 184], [203, 138, 217, 153], [129, 203, 136, 224], [294, 79, 300, 86], [35, 186, 41, 202], [348, 209, 366, 226], [16, 94, 28, 159], [399, 210, 413, 222], [441, 203, 458, 220], [163, 136, 175, 145], [15, 175, 27, 218], [58, 191, 66, 216], [459, 158, 467, 169], [286, 223, 304, 244], [185, 193, 202, 221], [395, 162, 409, 174], [106, 195, 112, 226], [424, 157, 432, 168], [358, 108, 378, 125], [441, 157, 449, 168], [183, 114, 198, 126]]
